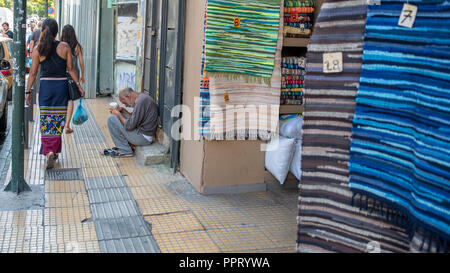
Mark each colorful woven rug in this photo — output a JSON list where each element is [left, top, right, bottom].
[[297, 0, 410, 253], [349, 0, 450, 252], [207, 0, 283, 140], [200, 0, 211, 139], [205, 0, 281, 83], [409, 227, 447, 253]]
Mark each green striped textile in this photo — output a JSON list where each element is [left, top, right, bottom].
[[205, 0, 281, 80]]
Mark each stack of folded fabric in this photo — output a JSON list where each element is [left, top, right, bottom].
[[284, 0, 315, 37], [281, 56, 306, 105]]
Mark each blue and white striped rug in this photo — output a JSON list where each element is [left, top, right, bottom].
[[350, 0, 450, 252]]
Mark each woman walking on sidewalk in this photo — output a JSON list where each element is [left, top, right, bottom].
[[25, 18, 85, 169], [60, 24, 85, 134]]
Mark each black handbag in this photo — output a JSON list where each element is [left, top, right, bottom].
[[49, 53, 82, 100], [67, 73, 82, 101]]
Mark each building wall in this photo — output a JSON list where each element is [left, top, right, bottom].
[[59, 0, 147, 96], [179, 0, 206, 192], [135, 0, 146, 93], [58, 0, 100, 99], [115, 1, 141, 94], [203, 141, 266, 190]]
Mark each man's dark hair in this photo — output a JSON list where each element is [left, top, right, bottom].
[[2, 22, 9, 27]]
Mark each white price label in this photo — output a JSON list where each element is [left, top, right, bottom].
[[298, 58, 306, 69], [323, 52, 343, 73], [398, 3, 417, 28]]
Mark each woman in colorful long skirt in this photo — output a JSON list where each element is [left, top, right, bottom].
[[25, 18, 85, 169]]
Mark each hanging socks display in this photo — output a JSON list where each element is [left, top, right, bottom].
[[281, 57, 305, 105]]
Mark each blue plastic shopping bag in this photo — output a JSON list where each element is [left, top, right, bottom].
[[72, 99, 89, 126]]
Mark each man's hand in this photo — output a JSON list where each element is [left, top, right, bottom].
[[109, 106, 123, 113], [111, 109, 121, 117], [110, 109, 127, 126]]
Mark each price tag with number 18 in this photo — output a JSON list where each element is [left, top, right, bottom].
[[323, 52, 343, 73]]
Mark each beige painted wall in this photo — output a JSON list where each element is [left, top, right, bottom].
[[180, 0, 207, 192], [202, 141, 266, 189]]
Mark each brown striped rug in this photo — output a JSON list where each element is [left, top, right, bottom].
[[297, 0, 410, 253], [409, 228, 447, 253]]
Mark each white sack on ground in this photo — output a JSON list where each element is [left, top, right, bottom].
[[290, 139, 302, 181], [265, 137, 296, 184], [280, 116, 303, 140]]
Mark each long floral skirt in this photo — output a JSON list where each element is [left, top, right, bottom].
[[39, 77, 69, 155]]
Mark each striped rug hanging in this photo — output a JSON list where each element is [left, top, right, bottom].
[[207, 0, 283, 141], [205, 0, 282, 83], [297, 0, 410, 253], [349, 0, 450, 252], [200, 0, 211, 139]]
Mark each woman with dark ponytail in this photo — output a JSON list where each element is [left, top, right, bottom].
[[61, 24, 85, 134], [25, 18, 85, 169]]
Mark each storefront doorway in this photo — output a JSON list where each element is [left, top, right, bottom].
[[143, 0, 185, 171]]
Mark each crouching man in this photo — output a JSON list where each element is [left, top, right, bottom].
[[104, 87, 159, 158]]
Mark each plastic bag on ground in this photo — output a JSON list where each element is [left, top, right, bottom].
[[265, 136, 296, 185], [72, 98, 89, 126]]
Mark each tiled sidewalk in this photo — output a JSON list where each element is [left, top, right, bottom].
[[0, 97, 298, 253]]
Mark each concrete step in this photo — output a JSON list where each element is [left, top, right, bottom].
[[136, 144, 170, 166]]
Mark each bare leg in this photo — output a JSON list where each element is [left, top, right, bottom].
[[66, 100, 74, 133], [46, 152, 55, 169]]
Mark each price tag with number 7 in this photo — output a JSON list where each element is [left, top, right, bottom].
[[398, 3, 418, 28], [323, 52, 343, 73]]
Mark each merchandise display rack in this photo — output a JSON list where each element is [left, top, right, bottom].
[[280, 0, 323, 114]]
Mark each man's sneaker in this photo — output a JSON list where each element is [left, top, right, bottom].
[[102, 147, 119, 156], [110, 150, 135, 158]]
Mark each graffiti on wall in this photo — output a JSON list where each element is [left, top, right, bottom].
[[119, 71, 137, 91]]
